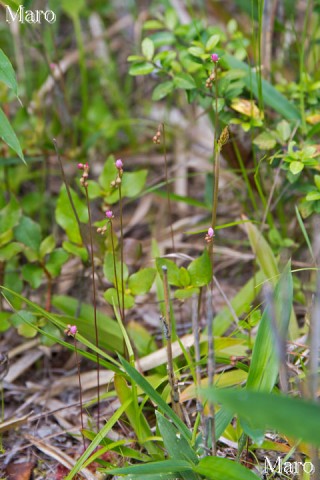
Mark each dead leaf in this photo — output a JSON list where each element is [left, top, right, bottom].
[[6, 462, 34, 480], [231, 98, 263, 119]]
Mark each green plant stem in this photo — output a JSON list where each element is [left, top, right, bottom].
[[84, 187, 100, 430], [161, 266, 182, 419], [162, 123, 175, 252], [109, 221, 122, 320], [74, 335, 86, 452], [119, 184, 125, 325]]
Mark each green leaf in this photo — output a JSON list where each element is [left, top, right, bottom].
[[276, 120, 291, 142], [10, 310, 38, 338], [104, 288, 135, 309], [289, 160, 304, 175], [253, 132, 277, 150], [149, 31, 175, 48], [0, 312, 10, 332], [98, 156, 118, 193], [188, 250, 211, 287], [174, 287, 199, 300], [103, 251, 129, 285], [195, 456, 260, 480], [55, 185, 88, 244], [45, 249, 69, 277], [62, 241, 88, 262], [205, 34, 220, 51], [128, 268, 156, 296], [156, 411, 198, 465], [14, 216, 41, 252], [164, 8, 178, 30], [0, 196, 21, 235], [129, 62, 155, 76], [247, 262, 292, 391], [39, 235, 56, 259], [52, 295, 124, 353], [120, 357, 192, 441], [0, 242, 22, 261], [156, 258, 181, 287], [188, 46, 204, 58], [120, 169, 148, 199], [201, 388, 320, 447], [61, 0, 85, 17], [179, 267, 191, 287], [142, 38, 155, 61], [143, 20, 164, 30], [22, 264, 43, 289], [306, 191, 320, 201], [0, 48, 18, 95], [152, 81, 174, 101], [0, 107, 25, 164], [105, 460, 193, 476], [174, 73, 196, 90], [223, 54, 301, 121]]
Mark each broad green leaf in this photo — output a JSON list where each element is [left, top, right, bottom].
[[22, 264, 43, 289], [179, 267, 191, 287], [188, 46, 204, 58], [62, 241, 88, 262], [174, 287, 199, 300], [0, 107, 25, 164], [174, 73, 196, 90], [152, 81, 174, 101], [45, 249, 69, 277], [0, 312, 10, 332], [120, 357, 192, 441], [164, 8, 178, 30], [104, 288, 134, 309], [142, 38, 155, 61], [253, 132, 277, 150], [223, 54, 301, 121], [128, 268, 156, 295], [55, 185, 88, 244], [129, 62, 155, 76], [39, 235, 56, 259], [206, 34, 220, 51], [156, 258, 181, 287], [14, 216, 41, 252], [127, 321, 157, 356], [306, 191, 320, 201], [0, 196, 21, 235], [276, 120, 291, 142], [247, 262, 292, 391], [11, 310, 38, 338], [188, 250, 211, 287], [103, 251, 129, 285], [105, 169, 148, 204], [289, 161, 304, 175], [149, 31, 175, 48], [195, 456, 260, 480], [98, 155, 118, 193], [0, 48, 17, 95], [201, 388, 320, 447], [0, 242, 22, 261]]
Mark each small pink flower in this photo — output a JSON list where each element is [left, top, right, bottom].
[[208, 227, 214, 237], [50, 62, 57, 70], [77, 163, 84, 169], [115, 159, 123, 170], [105, 210, 113, 219], [211, 53, 219, 62], [65, 324, 77, 336]]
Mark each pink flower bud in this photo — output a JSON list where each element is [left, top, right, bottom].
[[105, 210, 113, 219], [115, 159, 123, 170], [208, 227, 214, 238], [211, 53, 219, 62], [77, 163, 84, 169], [69, 325, 77, 335], [50, 63, 57, 70]]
